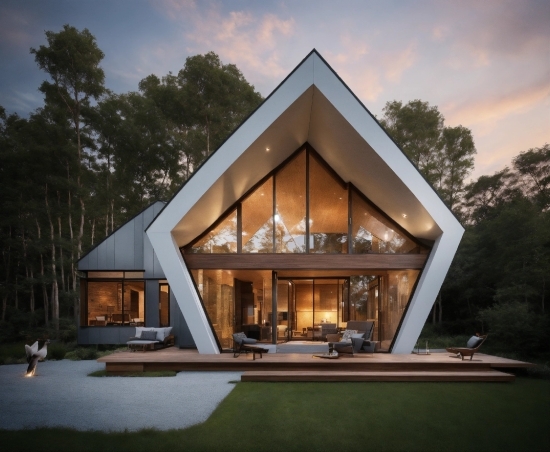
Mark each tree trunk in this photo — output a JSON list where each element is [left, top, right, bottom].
[[58, 215, 65, 293], [45, 187, 59, 337], [543, 279, 546, 314], [90, 218, 95, 246], [2, 226, 12, 321], [29, 268, 35, 313], [36, 219, 49, 328]]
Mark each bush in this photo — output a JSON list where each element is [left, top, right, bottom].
[[0, 343, 27, 365], [65, 347, 98, 361], [48, 342, 67, 360], [478, 301, 546, 354]]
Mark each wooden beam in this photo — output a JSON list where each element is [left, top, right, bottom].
[[183, 253, 427, 270]]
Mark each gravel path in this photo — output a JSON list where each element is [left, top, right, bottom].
[[0, 360, 242, 432]]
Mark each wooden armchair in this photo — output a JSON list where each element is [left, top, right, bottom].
[[446, 334, 487, 360]]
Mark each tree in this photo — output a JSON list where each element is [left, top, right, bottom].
[[31, 24, 106, 324], [140, 52, 263, 177], [513, 143, 550, 210], [380, 100, 476, 215], [439, 126, 476, 212], [380, 100, 444, 185]]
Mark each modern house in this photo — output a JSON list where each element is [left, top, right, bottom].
[[78, 50, 463, 354]]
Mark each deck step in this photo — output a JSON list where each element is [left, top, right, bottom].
[[241, 370, 515, 382]]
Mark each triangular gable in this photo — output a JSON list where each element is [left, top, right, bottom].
[[147, 50, 464, 354], [79, 201, 165, 276]]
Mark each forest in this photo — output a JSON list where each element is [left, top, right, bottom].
[[1, 25, 548, 355]]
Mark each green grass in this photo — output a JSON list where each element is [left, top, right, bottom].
[[1, 377, 549, 452], [88, 370, 177, 377]]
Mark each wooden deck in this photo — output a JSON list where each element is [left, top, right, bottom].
[[97, 347, 533, 382]]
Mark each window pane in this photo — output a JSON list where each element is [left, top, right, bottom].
[[191, 269, 235, 349], [351, 190, 417, 253], [159, 283, 170, 327], [313, 280, 339, 324], [86, 280, 144, 326], [309, 153, 348, 253], [242, 177, 274, 253], [275, 150, 306, 253], [379, 270, 419, 350], [124, 281, 145, 325], [189, 210, 238, 253]]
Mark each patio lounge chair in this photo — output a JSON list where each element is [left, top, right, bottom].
[[446, 334, 487, 360], [232, 332, 270, 360]]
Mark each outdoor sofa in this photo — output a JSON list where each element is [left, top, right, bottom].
[[126, 326, 174, 351]]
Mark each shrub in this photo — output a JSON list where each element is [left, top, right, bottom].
[[67, 347, 98, 360], [48, 342, 67, 360], [478, 301, 545, 354]]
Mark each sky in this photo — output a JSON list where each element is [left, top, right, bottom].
[[0, 0, 548, 180]]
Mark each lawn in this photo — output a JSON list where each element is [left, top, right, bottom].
[[1, 377, 549, 452]]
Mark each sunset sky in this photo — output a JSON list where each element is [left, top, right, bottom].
[[1, 0, 548, 180]]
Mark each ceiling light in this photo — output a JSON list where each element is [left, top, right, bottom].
[[266, 147, 270, 152], [402, 214, 407, 218]]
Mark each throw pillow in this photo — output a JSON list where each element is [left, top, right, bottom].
[[140, 330, 157, 341], [340, 329, 357, 342]]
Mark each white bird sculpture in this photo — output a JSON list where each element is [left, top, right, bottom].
[[25, 339, 49, 376]]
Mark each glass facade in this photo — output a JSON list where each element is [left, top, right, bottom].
[[184, 145, 429, 352], [191, 269, 273, 349], [351, 190, 417, 254], [309, 154, 348, 253], [184, 147, 426, 255], [190, 210, 238, 253], [242, 177, 274, 253], [275, 151, 307, 253]]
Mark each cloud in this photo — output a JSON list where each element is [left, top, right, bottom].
[[153, 0, 296, 85], [0, 6, 35, 53], [441, 0, 550, 67], [384, 43, 417, 82], [445, 76, 550, 130]]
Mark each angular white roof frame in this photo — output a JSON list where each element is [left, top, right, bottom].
[[147, 50, 464, 354]]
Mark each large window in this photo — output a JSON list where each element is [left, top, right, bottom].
[[184, 146, 427, 255], [191, 269, 273, 349], [309, 154, 348, 253], [82, 272, 145, 327]]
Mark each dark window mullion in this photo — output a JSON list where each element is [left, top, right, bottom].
[[272, 174, 277, 253], [237, 203, 242, 253], [348, 183, 352, 254], [306, 148, 310, 253]]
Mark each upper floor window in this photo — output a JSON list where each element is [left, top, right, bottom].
[[184, 146, 428, 255]]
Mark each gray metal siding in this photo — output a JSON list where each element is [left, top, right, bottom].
[[146, 279, 160, 328], [114, 222, 135, 269], [97, 241, 107, 269], [78, 327, 136, 345], [133, 213, 144, 269], [78, 201, 165, 272], [105, 235, 116, 268]]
